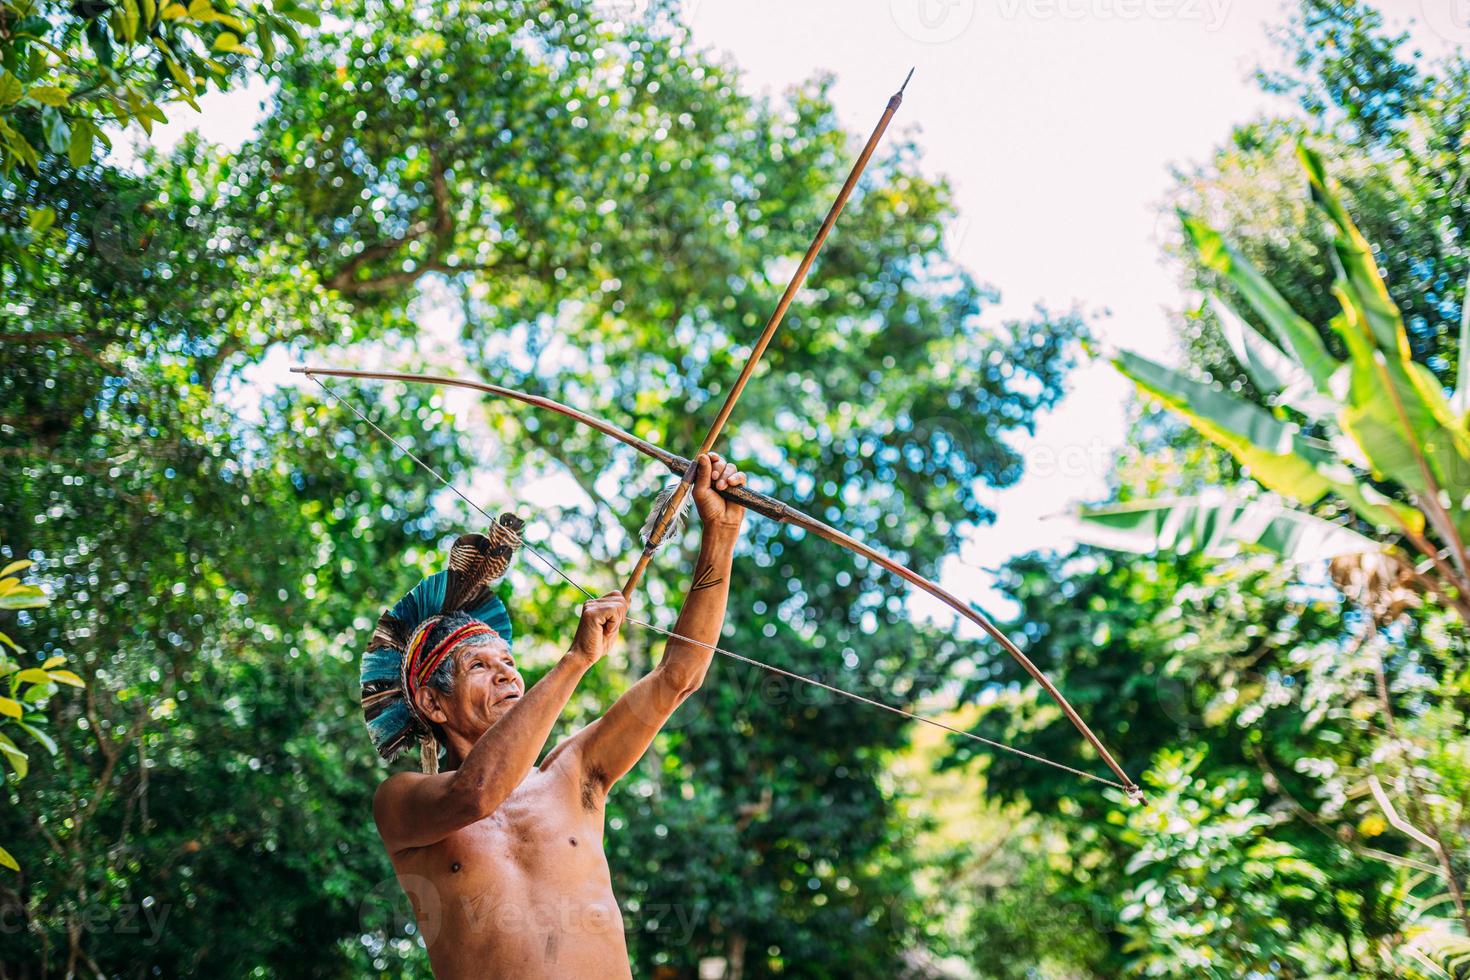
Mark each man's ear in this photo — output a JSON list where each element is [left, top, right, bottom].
[[413, 685, 449, 726]]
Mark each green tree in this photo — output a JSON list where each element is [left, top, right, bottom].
[[0, 0, 314, 174], [946, 4, 1470, 976], [0, 549, 80, 875], [1, 1, 1085, 975]]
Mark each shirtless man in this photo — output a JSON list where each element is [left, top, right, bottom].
[[371, 453, 747, 978]]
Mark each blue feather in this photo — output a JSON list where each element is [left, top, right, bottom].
[[360, 648, 402, 684], [366, 702, 411, 750], [392, 571, 448, 628]]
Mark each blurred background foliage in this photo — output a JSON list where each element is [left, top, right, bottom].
[[0, 0, 1466, 977]]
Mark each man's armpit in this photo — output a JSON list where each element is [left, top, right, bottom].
[[580, 763, 609, 812]]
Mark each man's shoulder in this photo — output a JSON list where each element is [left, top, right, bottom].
[[372, 770, 424, 822]]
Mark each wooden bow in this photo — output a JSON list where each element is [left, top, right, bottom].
[[292, 363, 1143, 799], [295, 70, 1142, 800]]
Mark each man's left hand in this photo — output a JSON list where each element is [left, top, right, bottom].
[[691, 453, 747, 530]]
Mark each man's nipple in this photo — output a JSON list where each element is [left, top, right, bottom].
[[450, 861, 462, 873]]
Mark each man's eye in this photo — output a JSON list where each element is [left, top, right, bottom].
[[470, 662, 485, 670]]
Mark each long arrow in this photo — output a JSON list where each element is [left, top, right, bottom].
[[621, 68, 915, 597]]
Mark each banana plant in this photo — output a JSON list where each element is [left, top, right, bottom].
[[0, 554, 80, 873], [1076, 142, 1470, 623]]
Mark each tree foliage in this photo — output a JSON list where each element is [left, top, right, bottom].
[[946, 4, 1470, 976], [0, 1, 1083, 974]]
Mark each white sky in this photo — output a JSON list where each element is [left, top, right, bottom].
[[143, 0, 1461, 621]]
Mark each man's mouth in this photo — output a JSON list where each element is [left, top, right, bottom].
[[495, 692, 521, 706]]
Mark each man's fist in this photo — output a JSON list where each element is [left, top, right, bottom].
[[570, 591, 628, 665], [691, 453, 748, 529]]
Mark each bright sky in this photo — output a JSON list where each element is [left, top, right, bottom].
[[144, 0, 1459, 620], [677, 0, 1456, 616]]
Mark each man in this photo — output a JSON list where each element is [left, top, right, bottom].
[[365, 452, 747, 978]]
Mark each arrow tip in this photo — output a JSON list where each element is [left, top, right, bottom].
[[898, 67, 915, 96]]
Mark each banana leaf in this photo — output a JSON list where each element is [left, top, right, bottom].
[[1300, 144, 1470, 502], [1114, 348, 1414, 531], [1182, 214, 1338, 393], [1454, 267, 1470, 417], [1209, 294, 1335, 424], [1074, 494, 1379, 561]]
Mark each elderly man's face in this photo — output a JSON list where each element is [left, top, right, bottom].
[[426, 638, 524, 740]]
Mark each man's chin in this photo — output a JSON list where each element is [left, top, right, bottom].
[[487, 695, 521, 719]]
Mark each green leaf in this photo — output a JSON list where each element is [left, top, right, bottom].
[[15, 721, 57, 756], [1208, 295, 1334, 423], [26, 85, 70, 108], [212, 31, 247, 53], [0, 582, 48, 609], [13, 669, 50, 686], [1455, 268, 1470, 417], [0, 733, 28, 780], [159, 52, 197, 97], [68, 118, 94, 168], [0, 561, 30, 579], [1301, 147, 1470, 503], [1116, 349, 1330, 495], [116, 0, 142, 42], [1075, 494, 1380, 562], [1182, 213, 1339, 394], [0, 72, 23, 107], [1115, 348, 1418, 532], [45, 670, 85, 688], [41, 106, 71, 155], [27, 207, 55, 234], [13, 16, 49, 36], [256, 21, 276, 62], [4, 131, 40, 169], [278, 6, 320, 26], [0, 844, 17, 873]]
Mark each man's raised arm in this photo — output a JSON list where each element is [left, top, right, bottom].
[[373, 594, 626, 853], [560, 453, 746, 796]]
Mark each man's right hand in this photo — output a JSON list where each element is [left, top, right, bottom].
[[570, 591, 628, 665]]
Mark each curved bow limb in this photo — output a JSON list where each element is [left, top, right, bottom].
[[291, 364, 1143, 799]]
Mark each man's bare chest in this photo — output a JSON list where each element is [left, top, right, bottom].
[[398, 771, 611, 900]]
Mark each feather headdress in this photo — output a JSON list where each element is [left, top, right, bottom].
[[361, 513, 524, 770]]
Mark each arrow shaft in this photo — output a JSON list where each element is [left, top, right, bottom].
[[624, 77, 912, 596]]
